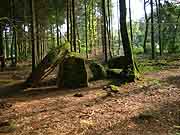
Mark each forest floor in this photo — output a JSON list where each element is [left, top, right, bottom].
[[0, 56, 180, 135]]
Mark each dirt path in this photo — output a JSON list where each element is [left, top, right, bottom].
[[0, 66, 180, 135]]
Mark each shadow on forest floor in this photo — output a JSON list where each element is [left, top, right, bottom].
[[0, 79, 108, 102], [164, 75, 180, 88], [91, 100, 180, 135]]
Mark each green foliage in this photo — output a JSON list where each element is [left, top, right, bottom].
[[137, 58, 170, 73], [133, 47, 144, 55], [109, 85, 119, 92], [47, 41, 69, 62]]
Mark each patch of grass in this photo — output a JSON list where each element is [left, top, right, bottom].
[[137, 59, 169, 73], [149, 79, 161, 85], [133, 47, 144, 55], [136, 54, 180, 74], [138, 64, 163, 73], [0, 80, 13, 85], [0, 120, 16, 133]]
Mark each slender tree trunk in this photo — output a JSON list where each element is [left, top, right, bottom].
[[30, 0, 37, 71], [111, 14, 114, 56], [70, 1, 73, 52], [158, 0, 162, 56], [117, 1, 121, 55], [171, 15, 180, 50], [9, 0, 13, 63], [92, 0, 96, 55], [150, 0, 155, 59], [119, 0, 135, 74], [50, 25, 55, 47], [107, 0, 112, 58], [129, 0, 133, 45], [36, 16, 40, 63], [76, 24, 80, 53], [23, 0, 27, 58], [12, 0, 17, 65], [88, 5, 92, 53], [55, 7, 60, 46], [72, 0, 76, 52], [66, 0, 70, 42], [85, 2, 88, 58], [143, 0, 149, 54], [102, 0, 108, 62], [0, 25, 5, 71], [0, 26, 3, 56], [5, 27, 9, 58]]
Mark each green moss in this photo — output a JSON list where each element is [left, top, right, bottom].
[[88, 61, 107, 81], [0, 80, 13, 85], [107, 69, 122, 79], [108, 56, 129, 69], [68, 52, 84, 58], [109, 85, 119, 92]]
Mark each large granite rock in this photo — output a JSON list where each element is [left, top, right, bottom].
[[57, 55, 88, 88]]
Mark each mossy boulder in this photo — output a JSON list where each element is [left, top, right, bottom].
[[88, 61, 107, 81], [107, 68, 135, 82], [107, 69, 122, 79], [57, 55, 88, 88], [108, 56, 129, 69], [26, 42, 69, 87]]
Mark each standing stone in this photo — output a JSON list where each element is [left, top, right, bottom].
[[57, 56, 88, 88]]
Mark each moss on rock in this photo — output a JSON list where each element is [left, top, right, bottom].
[[108, 56, 129, 69], [57, 55, 88, 88], [88, 61, 107, 81], [107, 68, 135, 82], [107, 69, 122, 79]]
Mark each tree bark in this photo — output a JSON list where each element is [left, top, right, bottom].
[[143, 0, 149, 54], [55, 7, 60, 46], [129, 0, 133, 45], [150, 0, 155, 59], [85, 2, 88, 58], [66, 0, 70, 43], [30, 0, 37, 72], [102, 0, 108, 62], [72, 0, 76, 52], [119, 0, 135, 73]]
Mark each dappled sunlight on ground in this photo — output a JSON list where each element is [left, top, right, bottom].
[[0, 60, 180, 135]]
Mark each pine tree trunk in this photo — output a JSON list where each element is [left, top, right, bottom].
[[55, 7, 60, 46], [30, 0, 37, 72], [66, 0, 70, 42], [119, 0, 136, 77], [5, 27, 9, 58], [143, 0, 149, 54], [107, 0, 112, 58], [72, 0, 76, 52], [85, 2, 88, 58], [150, 0, 155, 59], [0, 26, 3, 56], [129, 0, 133, 45], [102, 0, 108, 62]]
